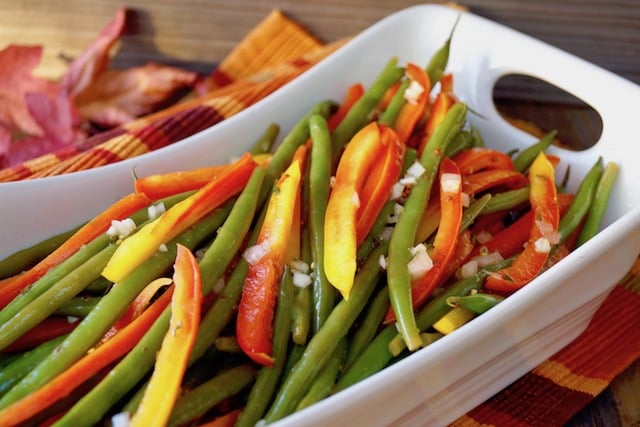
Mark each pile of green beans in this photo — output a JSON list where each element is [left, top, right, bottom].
[[0, 27, 620, 427]]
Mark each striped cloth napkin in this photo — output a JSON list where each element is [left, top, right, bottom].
[[2, 8, 638, 426]]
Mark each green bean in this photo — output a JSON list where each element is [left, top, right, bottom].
[[55, 308, 171, 427], [333, 325, 396, 393], [0, 227, 77, 279], [481, 187, 530, 215], [336, 258, 512, 391], [513, 130, 557, 173], [425, 14, 459, 86], [387, 102, 467, 351], [0, 192, 190, 326], [214, 336, 241, 353], [344, 286, 389, 369], [296, 339, 346, 411], [0, 244, 116, 352], [461, 194, 492, 232], [58, 194, 254, 425], [291, 283, 312, 345], [168, 365, 257, 427], [263, 100, 334, 203], [558, 157, 603, 243], [250, 123, 280, 155], [378, 79, 410, 127], [55, 295, 101, 317], [265, 243, 388, 422], [308, 114, 335, 333], [189, 203, 266, 364], [0, 335, 67, 398], [0, 235, 110, 326], [446, 292, 505, 314], [332, 58, 404, 157], [235, 266, 294, 427], [577, 161, 619, 246], [197, 166, 265, 295], [0, 208, 228, 410], [414, 258, 511, 330]]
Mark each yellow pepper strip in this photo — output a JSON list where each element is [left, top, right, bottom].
[[324, 122, 385, 300], [432, 307, 475, 335], [102, 153, 256, 283], [237, 160, 303, 366], [130, 244, 202, 427]]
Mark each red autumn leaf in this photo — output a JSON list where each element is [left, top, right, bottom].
[[59, 7, 127, 97], [0, 45, 61, 137], [74, 63, 199, 127], [0, 45, 82, 168]]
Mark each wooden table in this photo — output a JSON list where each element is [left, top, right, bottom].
[[1, 1, 639, 425]]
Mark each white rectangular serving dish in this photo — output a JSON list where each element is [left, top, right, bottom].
[[1, 4, 640, 426]]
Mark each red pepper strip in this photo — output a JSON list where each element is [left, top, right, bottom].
[[0, 192, 151, 309], [484, 153, 560, 293], [385, 158, 464, 322], [197, 409, 242, 427], [451, 147, 516, 175], [468, 193, 573, 262], [356, 125, 405, 244], [462, 169, 528, 196], [392, 63, 431, 145], [471, 210, 509, 237], [324, 122, 386, 299], [102, 153, 256, 283], [417, 82, 456, 154], [134, 164, 230, 200], [237, 161, 302, 366], [327, 83, 365, 131], [2, 316, 77, 353], [0, 288, 172, 426], [131, 244, 202, 427]]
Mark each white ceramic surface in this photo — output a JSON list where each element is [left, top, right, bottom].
[[1, 5, 640, 426]]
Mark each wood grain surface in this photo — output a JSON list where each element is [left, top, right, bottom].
[[1, 1, 638, 425]]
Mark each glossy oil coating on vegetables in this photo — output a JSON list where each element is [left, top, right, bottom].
[[0, 24, 618, 427]]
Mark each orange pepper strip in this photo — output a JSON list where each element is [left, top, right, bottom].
[[130, 244, 202, 427], [237, 161, 302, 366], [452, 147, 516, 175], [484, 153, 560, 293], [327, 83, 365, 131], [385, 157, 464, 322], [356, 125, 405, 245], [324, 122, 385, 299], [0, 192, 151, 309], [0, 288, 172, 426], [392, 63, 431, 145], [134, 164, 230, 200], [100, 277, 173, 343], [102, 153, 256, 283], [462, 169, 528, 197]]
